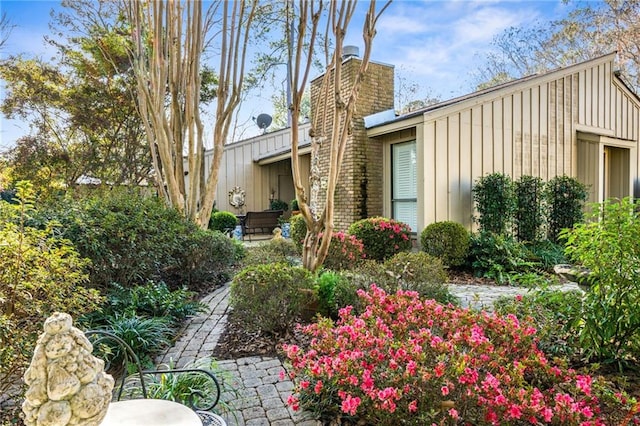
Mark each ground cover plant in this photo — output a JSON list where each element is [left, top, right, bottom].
[[282, 285, 639, 425]]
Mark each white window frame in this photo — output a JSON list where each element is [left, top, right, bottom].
[[391, 140, 417, 232]]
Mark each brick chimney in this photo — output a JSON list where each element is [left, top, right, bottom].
[[310, 54, 394, 231]]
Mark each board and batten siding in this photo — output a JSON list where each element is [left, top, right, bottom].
[[205, 123, 311, 212], [419, 54, 640, 231]]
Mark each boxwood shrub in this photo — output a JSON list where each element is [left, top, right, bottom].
[[230, 263, 316, 335], [420, 221, 470, 267]]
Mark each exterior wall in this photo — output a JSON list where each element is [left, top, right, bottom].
[[412, 55, 640, 231], [310, 58, 394, 230], [208, 123, 311, 213]]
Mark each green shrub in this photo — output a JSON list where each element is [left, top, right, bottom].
[[315, 270, 346, 319], [269, 198, 288, 211], [0, 182, 102, 399], [515, 175, 545, 242], [97, 281, 204, 324], [562, 197, 640, 363], [494, 287, 583, 359], [322, 231, 365, 271], [544, 175, 588, 242], [230, 263, 316, 335], [473, 172, 516, 235], [420, 221, 470, 267], [341, 260, 397, 295], [33, 190, 238, 293], [34, 189, 193, 291], [383, 251, 457, 304], [469, 231, 538, 284], [209, 211, 238, 233], [347, 217, 412, 261], [98, 314, 172, 368], [289, 213, 307, 251], [525, 240, 565, 272], [243, 238, 300, 267], [290, 199, 299, 211], [338, 256, 457, 310], [170, 229, 239, 292]]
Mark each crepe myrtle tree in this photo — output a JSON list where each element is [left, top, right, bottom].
[[128, 0, 257, 228], [287, 0, 391, 272]]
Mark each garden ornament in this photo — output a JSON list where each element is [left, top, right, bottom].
[[22, 312, 114, 426]]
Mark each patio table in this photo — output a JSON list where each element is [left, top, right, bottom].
[[101, 399, 203, 426]]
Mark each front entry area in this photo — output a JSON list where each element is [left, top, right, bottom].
[[577, 132, 635, 205]]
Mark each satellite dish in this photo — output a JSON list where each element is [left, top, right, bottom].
[[255, 113, 272, 131]]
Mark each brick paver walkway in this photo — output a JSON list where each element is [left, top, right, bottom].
[[157, 279, 582, 425]]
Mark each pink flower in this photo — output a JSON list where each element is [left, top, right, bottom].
[[508, 404, 522, 419], [448, 408, 459, 420], [576, 375, 592, 396], [341, 394, 361, 416], [408, 400, 418, 412], [441, 385, 449, 396], [287, 394, 300, 411], [314, 380, 323, 394]]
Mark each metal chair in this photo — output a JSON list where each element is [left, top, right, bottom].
[[85, 330, 226, 426]]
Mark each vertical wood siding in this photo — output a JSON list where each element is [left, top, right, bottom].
[[421, 58, 640, 230], [206, 123, 311, 212]]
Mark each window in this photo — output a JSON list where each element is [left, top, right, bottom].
[[392, 141, 417, 231]]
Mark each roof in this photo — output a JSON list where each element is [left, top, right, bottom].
[[366, 52, 620, 130]]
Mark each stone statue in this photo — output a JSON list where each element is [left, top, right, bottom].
[[22, 312, 114, 426]]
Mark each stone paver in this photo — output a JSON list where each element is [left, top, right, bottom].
[[158, 278, 582, 425], [449, 282, 582, 311]]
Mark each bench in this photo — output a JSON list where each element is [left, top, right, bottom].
[[241, 210, 283, 238], [85, 330, 226, 426]]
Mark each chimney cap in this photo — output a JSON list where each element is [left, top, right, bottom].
[[342, 45, 359, 60]]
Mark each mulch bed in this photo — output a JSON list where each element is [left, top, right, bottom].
[[211, 268, 496, 360]]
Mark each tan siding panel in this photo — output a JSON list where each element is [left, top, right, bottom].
[[448, 114, 461, 222], [424, 121, 437, 225], [435, 118, 449, 221], [513, 92, 522, 177], [522, 88, 532, 176], [493, 100, 503, 171], [471, 106, 483, 179], [598, 63, 606, 128], [503, 95, 514, 176], [459, 110, 473, 228], [532, 85, 540, 176], [539, 82, 549, 180], [482, 103, 493, 173]]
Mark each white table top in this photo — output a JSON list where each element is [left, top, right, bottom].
[[101, 399, 202, 426]]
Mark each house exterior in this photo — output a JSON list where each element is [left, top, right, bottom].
[[210, 52, 640, 236]]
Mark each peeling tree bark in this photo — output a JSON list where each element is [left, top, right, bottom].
[[288, 0, 391, 272], [128, 0, 257, 228]]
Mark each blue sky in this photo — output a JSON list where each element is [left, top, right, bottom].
[[0, 0, 572, 150]]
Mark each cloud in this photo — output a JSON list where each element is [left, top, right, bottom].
[[369, 1, 549, 99], [451, 5, 538, 43]]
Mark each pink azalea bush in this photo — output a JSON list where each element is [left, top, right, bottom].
[[322, 231, 366, 271], [347, 217, 412, 261], [282, 285, 638, 425]]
